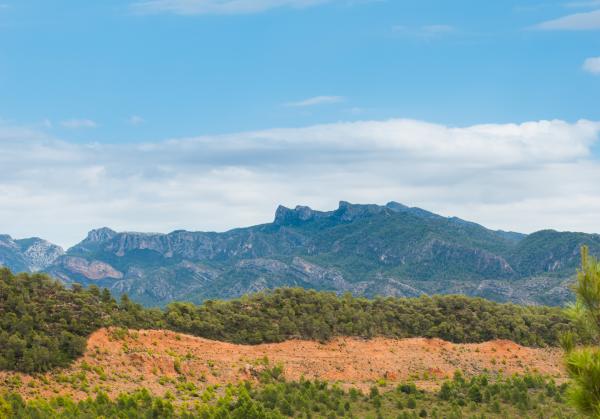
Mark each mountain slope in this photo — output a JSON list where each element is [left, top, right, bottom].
[[0, 235, 64, 273], [32, 201, 598, 306]]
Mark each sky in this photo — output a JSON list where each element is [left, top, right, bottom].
[[0, 0, 599, 248]]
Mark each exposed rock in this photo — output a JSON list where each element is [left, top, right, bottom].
[[86, 227, 117, 243], [18, 238, 65, 272], [291, 257, 349, 290], [0, 235, 64, 272], [57, 256, 123, 280]]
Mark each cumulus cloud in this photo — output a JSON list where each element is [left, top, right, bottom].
[[61, 119, 98, 129], [131, 0, 333, 15], [284, 96, 345, 107], [0, 118, 599, 247], [535, 9, 600, 30], [583, 56, 600, 74]]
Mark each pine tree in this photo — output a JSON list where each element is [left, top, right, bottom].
[[468, 384, 483, 403], [563, 246, 600, 417]]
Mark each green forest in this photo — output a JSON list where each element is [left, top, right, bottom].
[[163, 287, 572, 346], [0, 369, 578, 418], [0, 268, 575, 374]]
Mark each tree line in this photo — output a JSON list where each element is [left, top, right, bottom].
[[163, 288, 572, 347]]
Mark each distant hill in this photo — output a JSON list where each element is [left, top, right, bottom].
[[2, 201, 599, 306], [0, 235, 64, 273]]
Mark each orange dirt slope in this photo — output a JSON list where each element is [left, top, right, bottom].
[[0, 328, 566, 400]]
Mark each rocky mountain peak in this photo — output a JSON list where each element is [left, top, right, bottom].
[[273, 205, 293, 224], [275, 201, 402, 225], [66, 227, 118, 255], [16, 238, 65, 272], [85, 227, 117, 243], [0, 236, 64, 272], [273, 205, 331, 225], [294, 205, 316, 221]]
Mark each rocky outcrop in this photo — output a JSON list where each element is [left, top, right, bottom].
[[54, 256, 123, 280]]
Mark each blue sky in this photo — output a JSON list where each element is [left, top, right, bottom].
[[0, 0, 600, 246], [1, 0, 599, 141]]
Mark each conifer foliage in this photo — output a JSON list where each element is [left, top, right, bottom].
[[563, 246, 600, 417], [0, 268, 160, 373]]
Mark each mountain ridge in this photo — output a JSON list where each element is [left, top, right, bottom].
[[1, 201, 598, 307]]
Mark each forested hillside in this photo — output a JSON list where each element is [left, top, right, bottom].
[[0, 269, 575, 373], [0, 269, 160, 372], [163, 288, 571, 346], [0, 371, 576, 418]]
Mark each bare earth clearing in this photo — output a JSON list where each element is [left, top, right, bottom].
[[0, 328, 566, 400]]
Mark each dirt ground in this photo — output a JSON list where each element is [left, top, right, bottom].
[[0, 328, 566, 400]]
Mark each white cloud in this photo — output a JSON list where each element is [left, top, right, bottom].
[[129, 115, 145, 126], [131, 0, 333, 15], [535, 9, 600, 30], [284, 96, 345, 107], [0, 118, 599, 247], [583, 56, 600, 74], [61, 119, 98, 129]]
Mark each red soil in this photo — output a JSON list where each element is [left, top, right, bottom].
[[0, 328, 566, 400]]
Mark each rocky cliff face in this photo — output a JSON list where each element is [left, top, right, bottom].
[[54, 256, 124, 280]]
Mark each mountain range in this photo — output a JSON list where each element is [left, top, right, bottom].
[[1, 201, 599, 307]]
